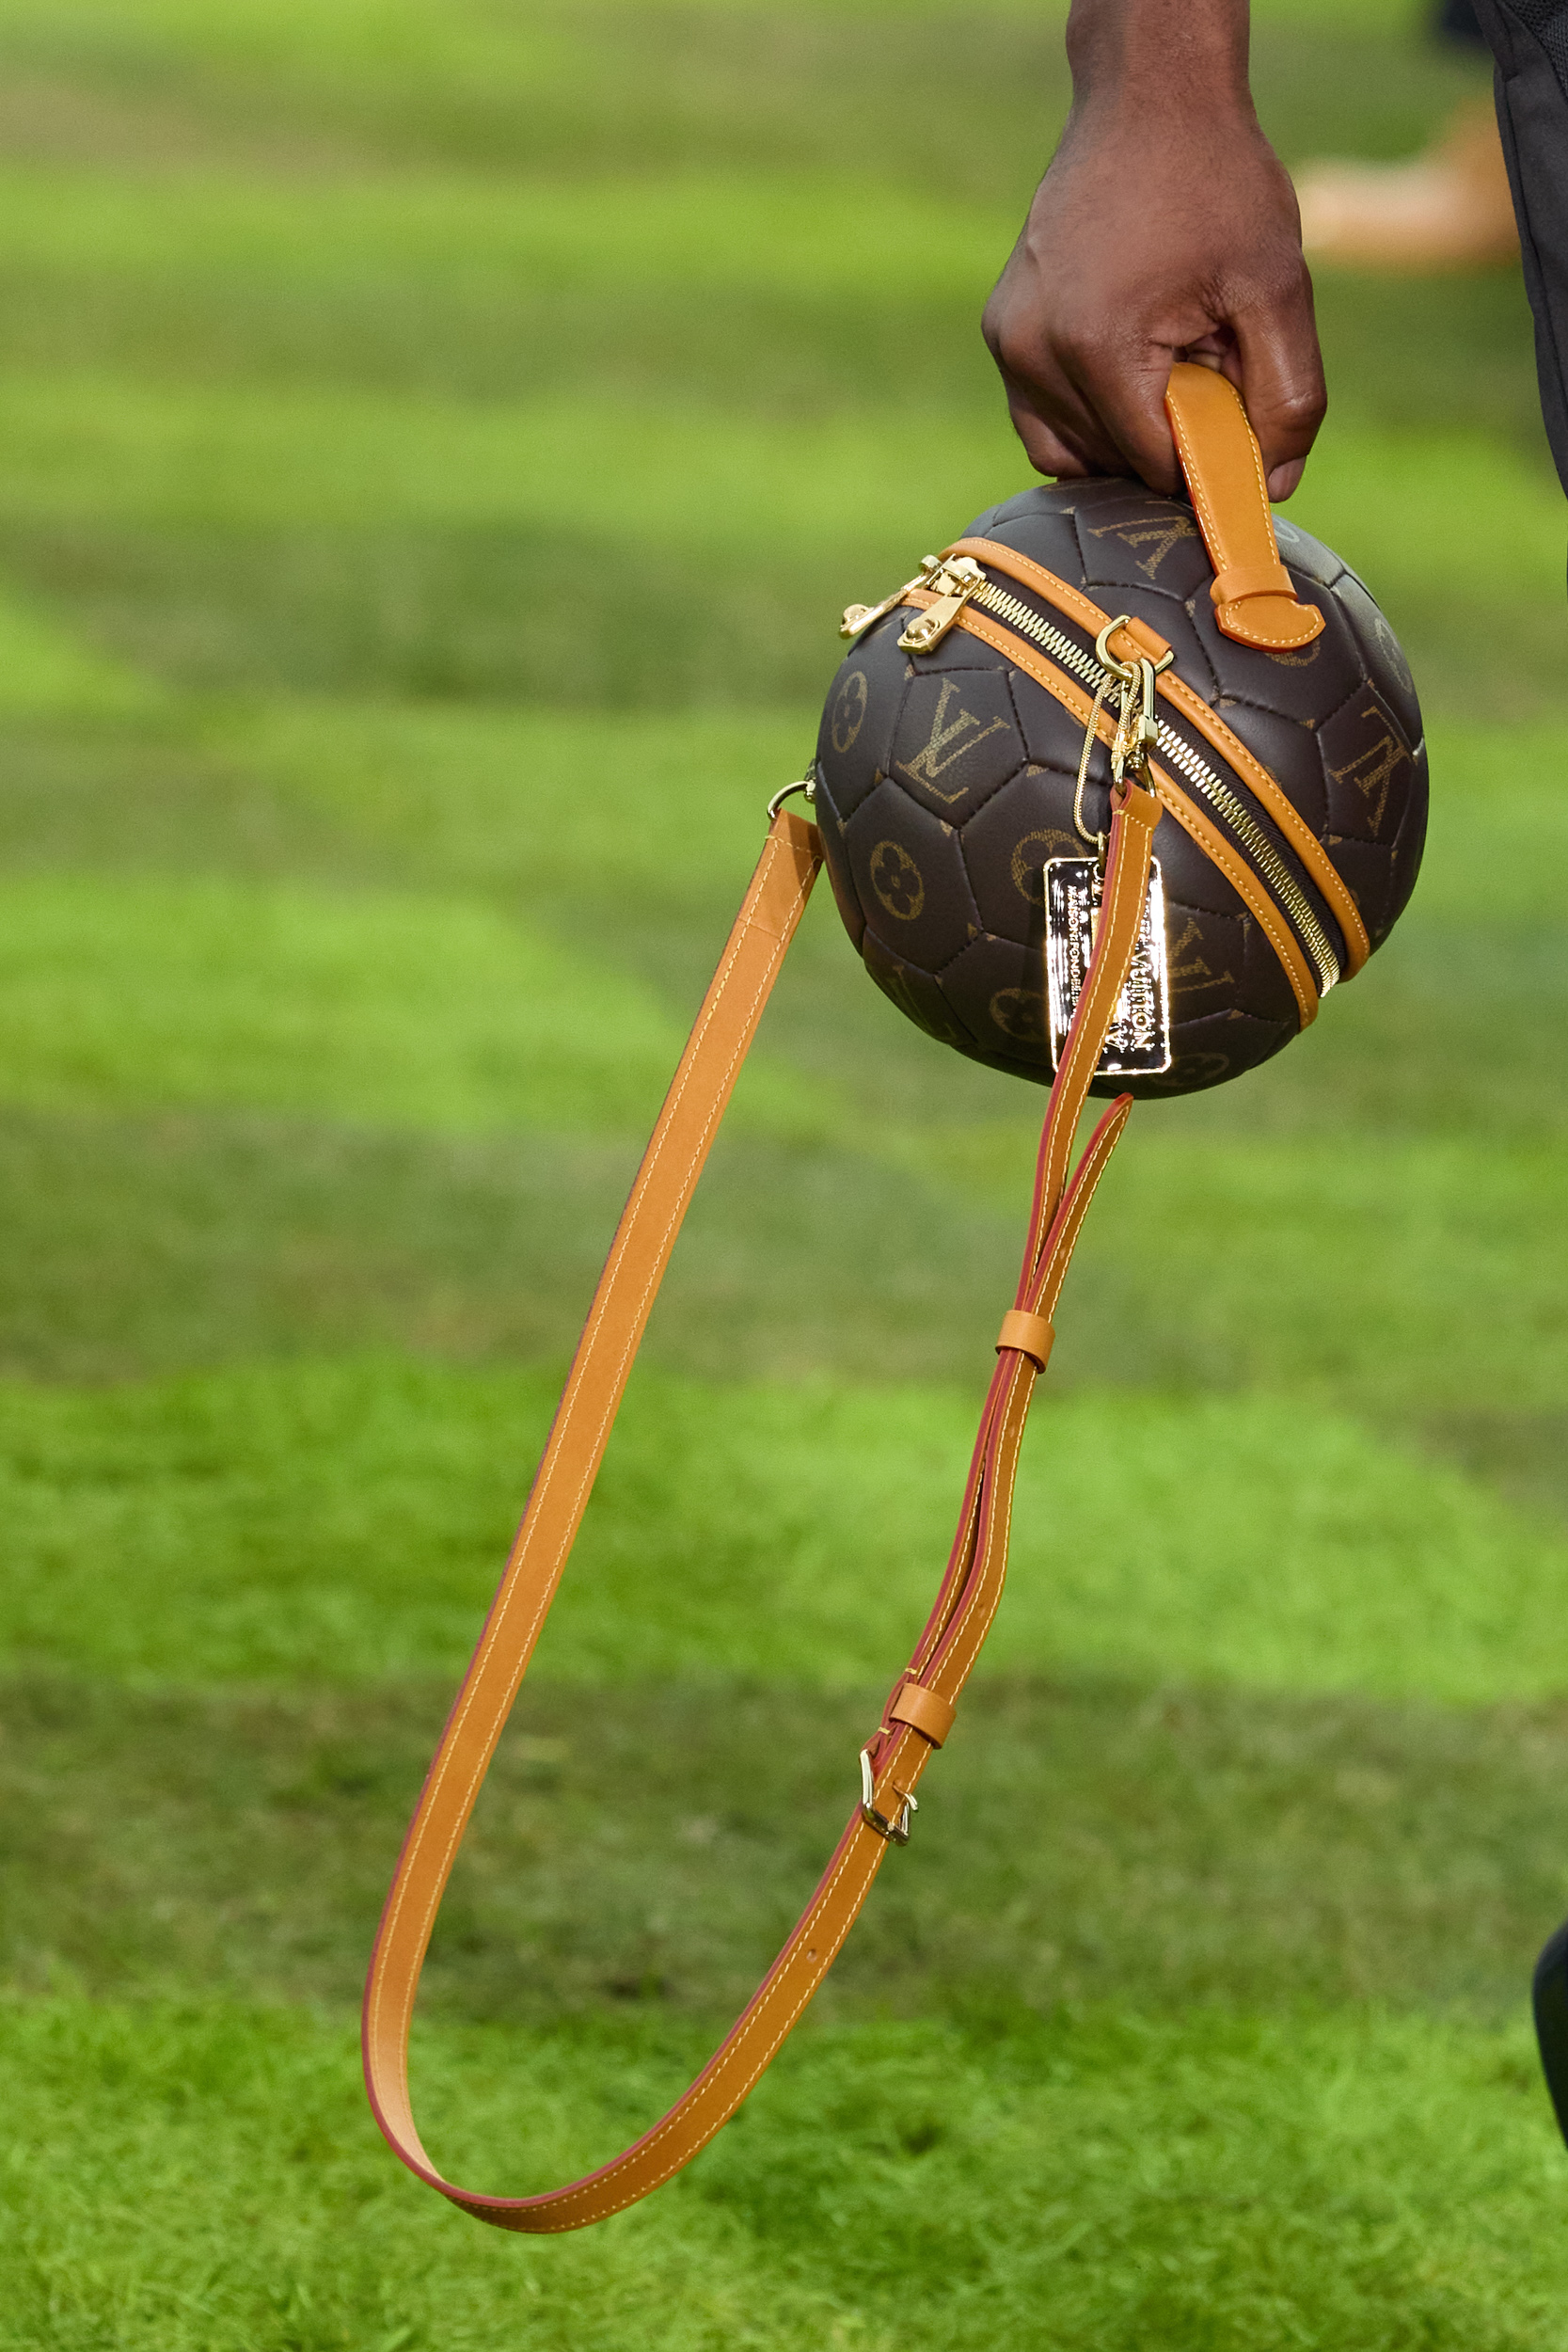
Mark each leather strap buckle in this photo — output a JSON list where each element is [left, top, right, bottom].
[[860, 1746, 917, 1845]]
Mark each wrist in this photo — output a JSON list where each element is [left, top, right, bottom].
[[1065, 0, 1254, 122]]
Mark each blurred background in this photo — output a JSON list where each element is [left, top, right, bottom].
[[0, 0, 1566, 2344]]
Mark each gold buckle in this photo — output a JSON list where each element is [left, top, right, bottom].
[[860, 1746, 917, 1845]]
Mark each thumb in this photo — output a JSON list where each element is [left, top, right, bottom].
[[1230, 297, 1326, 500]]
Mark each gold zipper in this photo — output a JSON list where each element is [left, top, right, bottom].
[[963, 578, 1340, 996]]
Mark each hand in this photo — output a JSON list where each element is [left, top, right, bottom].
[[982, 0, 1325, 501]]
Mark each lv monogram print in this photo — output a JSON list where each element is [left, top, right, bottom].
[[831, 671, 868, 756], [869, 839, 925, 921], [988, 984, 1047, 1046], [1328, 714, 1408, 834], [1085, 513, 1199, 580], [896, 679, 1011, 803], [1009, 825, 1081, 903], [1166, 914, 1236, 1002]]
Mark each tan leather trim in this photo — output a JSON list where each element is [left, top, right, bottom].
[[1116, 612, 1176, 666], [1164, 363, 1325, 651], [1148, 766, 1319, 1028], [931, 599, 1318, 1029], [942, 534, 1136, 649], [1145, 671, 1370, 977], [1211, 562, 1297, 608], [996, 1307, 1053, 1371], [921, 544, 1368, 981], [889, 1678, 958, 1747], [364, 811, 834, 2233]]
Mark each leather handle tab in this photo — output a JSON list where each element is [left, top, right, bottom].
[[1164, 361, 1324, 652]]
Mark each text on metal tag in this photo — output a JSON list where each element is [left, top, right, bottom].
[[1044, 857, 1172, 1077]]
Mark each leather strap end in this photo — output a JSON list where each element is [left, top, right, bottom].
[[1111, 776, 1162, 833], [889, 1678, 957, 1748], [1164, 360, 1328, 653], [1108, 613, 1172, 667], [1210, 563, 1297, 609], [996, 1308, 1053, 1372], [1214, 595, 1325, 652]]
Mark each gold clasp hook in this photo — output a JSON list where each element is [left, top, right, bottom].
[[767, 772, 817, 820], [1093, 615, 1174, 793]]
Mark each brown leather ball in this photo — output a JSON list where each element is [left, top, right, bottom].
[[813, 480, 1427, 1098]]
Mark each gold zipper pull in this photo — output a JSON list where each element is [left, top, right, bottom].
[[1135, 648, 1171, 752], [1136, 657, 1159, 753], [896, 556, 986, 653], [840, 561, 936, 642]]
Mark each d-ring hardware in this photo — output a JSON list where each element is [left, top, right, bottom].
[[860, 1746, 917, 1845], [1093, 615, 1176, 685], [1094, 613, 1139, 683], [767, 773, 817, 820]]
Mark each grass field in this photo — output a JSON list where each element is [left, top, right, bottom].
[[0, 0, 1566, 2344]]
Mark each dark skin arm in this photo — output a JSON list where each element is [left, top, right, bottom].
[[983, 0, 1324, 500]]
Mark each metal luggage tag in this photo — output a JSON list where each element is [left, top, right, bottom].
[[1044, 857, 1172, 1076]]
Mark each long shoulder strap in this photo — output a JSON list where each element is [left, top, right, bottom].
[[363, 777, 1158, 2232]]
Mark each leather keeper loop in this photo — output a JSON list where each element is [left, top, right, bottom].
[[1108, 612, 1172, 667], [1210, 563, 1295, 609], [889, 1678, 957, 1748], [996, 1308, 1053, 1371]]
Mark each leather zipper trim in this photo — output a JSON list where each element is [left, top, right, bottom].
[[944, 535, 1371, 979], [901, 587, 1320, 1030], [944, 555, 1340, 994]]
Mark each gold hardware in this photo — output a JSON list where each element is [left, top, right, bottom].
[[1071, 672, 1114, 853], [1092, 617, 1172, 794], [860, 1746, 916, 1844], [896, 556, 987, 654], [767, 772, 817, 820], [841, 568, 927, 642], [948, 580, 1336, 993], [1093, 613, 1138, 681]]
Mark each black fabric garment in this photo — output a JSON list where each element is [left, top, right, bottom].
[[1436, 0, 1489, 51], [1470, 0, 1568, 495], [1468, 7, 1568, 2139]]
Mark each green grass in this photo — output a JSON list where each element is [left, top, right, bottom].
[[4, 1360, 1568, 1699], [0, 0, 1564, 2344], [3, 1999, 1564, 2352]]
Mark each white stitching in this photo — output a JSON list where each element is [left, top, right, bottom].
[[367, 835, 818, 2185]]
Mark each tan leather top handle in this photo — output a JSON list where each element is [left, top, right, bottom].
[[1164, 361, 1324, 653], [363, 775, 1160, 2233]]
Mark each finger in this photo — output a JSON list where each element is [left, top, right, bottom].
[[1006, 397, 1105, 480], [1009, 409, 1100, 479], [1266, 456, 1307, 501], [1061, 335, 1185, 495], [993, 357, 1122, 480], [1230, 290, 1326, 483], [1197, 330, 1313, 500]]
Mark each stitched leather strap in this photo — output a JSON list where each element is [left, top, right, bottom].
[[363, 789, 1153, 2233], [1164, 361, 1325, 652], [888, 1677, 957, 1746]]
